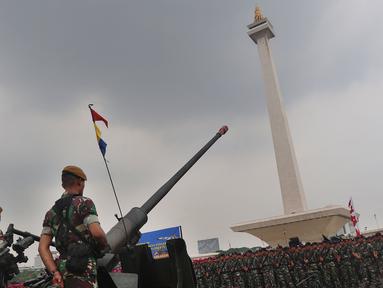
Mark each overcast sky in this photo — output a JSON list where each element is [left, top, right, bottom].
[[1, 0, 383, 265]]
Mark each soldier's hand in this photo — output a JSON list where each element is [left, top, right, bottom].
[[52, 271, 64, 288]]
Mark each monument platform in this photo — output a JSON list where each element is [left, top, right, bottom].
[[230, 206, 350, 247]]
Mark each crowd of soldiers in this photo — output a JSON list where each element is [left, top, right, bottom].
[[192, 233, 383, 288]]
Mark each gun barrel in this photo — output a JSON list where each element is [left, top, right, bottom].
[[13, 236, 35, 253], [103, 126, 228, 261], [12, 227, 56, 247], [141, 126, 228, 214], [12, 228, 41, 243]]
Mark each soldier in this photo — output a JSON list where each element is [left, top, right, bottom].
[[290, 246, 307, 288], [371, 233, 383, 277], [39, 166, 108, 288], [262, 250, 277, 288], [273, 246, 294, 288], [315, 243, 327, 286], [339, 240, 358, 288], [195, 260, 210, 288], [248, 252, 264, 288], [364, 239, 381, 287], [351, 239, 365, 287], [272, 247, 284, 287], [231, 254, 247, 288], [321, 242, 342, 288], [304, 245, 321, 288], [0, 207, 3, 246], [219, 255, 233, 287]]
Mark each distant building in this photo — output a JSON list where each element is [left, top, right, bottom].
[[34, 255, 43, 268], [361, 228, 383, 238], [34, 251, 59, 268], [197, 237, 220, 254]]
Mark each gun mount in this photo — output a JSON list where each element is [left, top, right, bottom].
[[0, 224, 44, 288], [98, 126, 228, 274], [0, 224, 57, 288]]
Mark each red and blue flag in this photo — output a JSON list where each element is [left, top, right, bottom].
[[89, 106, 108, 157]]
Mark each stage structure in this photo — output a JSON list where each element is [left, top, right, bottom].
[[230, 7, 350, 247]]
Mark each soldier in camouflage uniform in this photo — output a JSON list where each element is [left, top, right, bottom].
[[351, 240, 368, 288], [371, 233, 383, 277], [210, 258, 220, 288], [288, 247, 306, 287], [273, 247, 294, 288], [338, 240, 358, 288], [0, 207, 3, 246], [219, 255, 233, 287], [262, 250, 277, 288], [248, 252, 264, 288], [39, 166, 108, 288], [303, 244, 322, 288], [321, 242, 341, 288], [316, 243, 327, 287], [363, 239, 381, 287], [193, 261, 203, 287], [196, 260, 211, 288], [231, 254, 247, 288]]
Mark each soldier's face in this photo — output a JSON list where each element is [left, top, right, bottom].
[[77, 179, 85, 195]]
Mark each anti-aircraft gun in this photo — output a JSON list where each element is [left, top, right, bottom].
[[0, 126, 228, 288], [0, 224, 46, 288], [98, 126, 229, 288]]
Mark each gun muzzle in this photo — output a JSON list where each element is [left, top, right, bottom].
[[13, 236, 34, 253]]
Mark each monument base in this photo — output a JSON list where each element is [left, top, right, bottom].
[[230, 206, 350, 247]]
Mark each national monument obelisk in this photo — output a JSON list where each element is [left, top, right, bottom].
[[231, 7, 350, 246], [248, 7, 307, 215]]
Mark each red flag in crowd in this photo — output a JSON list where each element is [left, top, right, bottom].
[[348, 197, 361, 236]]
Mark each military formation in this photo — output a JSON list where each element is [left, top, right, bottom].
[[193, 234, 383, 288]]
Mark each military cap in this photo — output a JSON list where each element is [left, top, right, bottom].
[[62, 165, 87, 180]]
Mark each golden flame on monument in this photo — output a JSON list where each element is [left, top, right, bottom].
[[254, 6, 264, 22]]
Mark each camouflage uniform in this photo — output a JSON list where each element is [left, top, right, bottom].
[[364, 241, 381, 287], [321, 244, 341, 288], [232, 255, 247, 288], [219, 256, 233, 287], [0, 207, 4, 246], [289, 248, 306, 287], [304, 246, 322, 288], [316, 244, 327, 287], [193, 262, 204, 288], [351, 242, 368, 288], [371, 235, 383, 277], [41, 193, 100, 288], [339, 242, 358, 288], [262, 252, 277, 288], [196, 261, 210, 288], [273, 249, 294, 288], [248, 254, 263, 288]]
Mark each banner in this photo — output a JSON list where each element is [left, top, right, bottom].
[[138, 226, 182, 259]]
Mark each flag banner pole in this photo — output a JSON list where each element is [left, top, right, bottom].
[[88, 104, 129, 241], [101, 154, 129, 239]]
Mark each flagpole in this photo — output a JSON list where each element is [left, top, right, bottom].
[[101, 154, 129, 238], [88, 104, 129, 242]]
